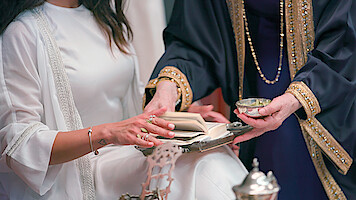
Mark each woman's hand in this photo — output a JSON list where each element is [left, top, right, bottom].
[[50, 107, 175, 165], [144, 80, 178, 113], [98, 107, 175, 148], [233, 93, 302, 144], [188, 103, 230, 123]]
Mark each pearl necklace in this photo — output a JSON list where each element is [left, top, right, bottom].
[[242, 0, 285, 84]]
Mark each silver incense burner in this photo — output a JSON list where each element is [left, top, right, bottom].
[[232, 158, 280, 200]]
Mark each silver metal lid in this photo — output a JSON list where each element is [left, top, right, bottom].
[[233, 158, 280, 196]]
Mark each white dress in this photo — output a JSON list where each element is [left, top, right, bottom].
[[0, 3, 247, 200]]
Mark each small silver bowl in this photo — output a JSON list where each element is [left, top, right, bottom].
[[235, 98, 271, 118]]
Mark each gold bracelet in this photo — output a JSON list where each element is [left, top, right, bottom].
[[88, 127, 99, 155], [157, 77, 182, 104]]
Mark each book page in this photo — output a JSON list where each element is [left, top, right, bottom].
[[158, 135, 210, 145], [205, 122, 229, 139], [160, 112, 206, 127], [170, 120, 207, 132], [157, 112, 230, 145], [154, 122, 228, 145]]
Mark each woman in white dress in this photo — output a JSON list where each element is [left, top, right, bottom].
[[0, 0, 247, 199]]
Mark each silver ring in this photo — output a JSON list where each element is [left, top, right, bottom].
[[143, 134, 149, 141], [147, 115, 156, 124]]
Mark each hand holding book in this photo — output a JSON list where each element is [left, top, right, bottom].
[[137, 112, 252, 155]]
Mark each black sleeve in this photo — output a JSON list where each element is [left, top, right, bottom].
[[149, 0, 239, 105], [292, 0, 356, 158]]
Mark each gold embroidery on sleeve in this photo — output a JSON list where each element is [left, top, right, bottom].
[[225, 0, 350, 198], [285, 0, 315, 79], [302, 118, 353, 175], [226, 0, 245, 100], [286, 81, 321, 117], [301, 129, 347, 200], [143, 66, 193, 111], [142, 78, 159, 110]]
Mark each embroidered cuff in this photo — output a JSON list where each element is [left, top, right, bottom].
[[286, 81, 321, 118], [143, 66, 193, 111], [303, 132, 347, 200], [302, 118, 353, 175]]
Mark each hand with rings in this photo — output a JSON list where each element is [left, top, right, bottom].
[[95, 107, 175, 148], [137, 115, 159, 142], [146, 115, 156, 124], [137, 127, 150, 141]]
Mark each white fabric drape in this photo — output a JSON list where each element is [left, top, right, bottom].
[[125, 0, 166, 85], [0, 3, 247, 200], [0, 4, 142, 199]]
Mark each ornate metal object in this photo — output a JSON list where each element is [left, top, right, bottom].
[[232, 158, 280, 200], [235, 98, 271, 118], [120, 143, 182, 200]]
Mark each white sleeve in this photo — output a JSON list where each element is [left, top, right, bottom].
[[0, 18, 61, 195]]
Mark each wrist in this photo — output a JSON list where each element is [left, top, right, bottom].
[[91, 125, 110, 150], [144, 66, 193, 111], [285, 93, 302, 112], [156, 79, 179, 103]]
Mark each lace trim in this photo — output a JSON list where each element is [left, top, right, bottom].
[[32, 8, 95, 200], [5, 122, 43, 169]]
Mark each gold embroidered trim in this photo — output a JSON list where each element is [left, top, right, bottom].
[[302, 118, 352, 175], [301, 128, 347, 200], [226, 0, 347, 198], [285, 0, 304, 79], [226, 0, 245, 100], [143, 79, 157, 110], [300, 0, 315, 61], [285, 0, 315, 79], [286, 81, 321, 117], [143, 66, 193, 111]]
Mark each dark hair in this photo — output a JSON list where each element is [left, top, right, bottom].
[[0, 0, 132, 54]]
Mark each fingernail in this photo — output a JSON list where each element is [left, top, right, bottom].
[[168, 132, 175, 137], [168, 123, 175, 129], [148, 142, 154, 146], [258, 108, 265, 114]]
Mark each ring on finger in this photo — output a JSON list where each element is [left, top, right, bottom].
[[147, 115, 156, 124], [136, 134, 142, 139], [140, 128, 148, 133], [143, 133, 150, 141]]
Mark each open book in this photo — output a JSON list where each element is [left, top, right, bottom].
[[138, 112, 252, 155], [156, 112, 229, 145]]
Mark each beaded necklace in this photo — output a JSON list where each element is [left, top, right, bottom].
[[242, 0, 285, 84]]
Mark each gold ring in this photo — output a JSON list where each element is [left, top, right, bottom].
[[140, 128, 148, 133], [136, 134, 141, 139]]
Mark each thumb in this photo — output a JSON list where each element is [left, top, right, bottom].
[[258, 101, 281, 116]]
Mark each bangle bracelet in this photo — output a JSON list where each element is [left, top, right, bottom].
[[88, 127, 99, 155]]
